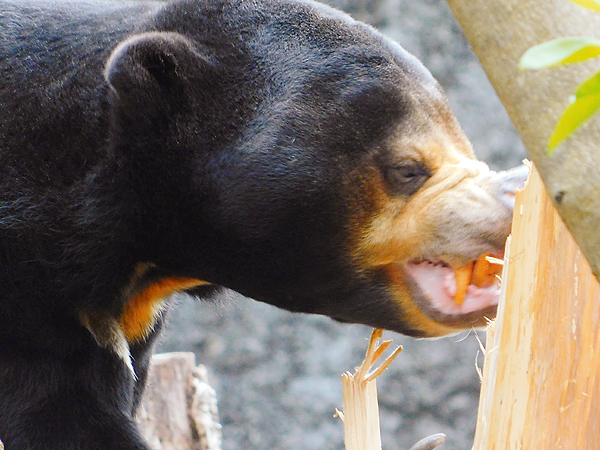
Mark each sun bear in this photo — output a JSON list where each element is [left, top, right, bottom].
[[0, 0, 527, 448]]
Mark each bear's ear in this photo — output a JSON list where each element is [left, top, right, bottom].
[[104, 32, 210, 108]]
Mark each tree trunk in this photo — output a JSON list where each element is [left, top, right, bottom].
[[136, 352, 222, 450], [445, 0, 600, 279]]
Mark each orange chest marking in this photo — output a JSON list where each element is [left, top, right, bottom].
[[120, 277, 209, 342]]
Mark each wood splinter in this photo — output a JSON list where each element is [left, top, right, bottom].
[[336, 328, 446, 450]]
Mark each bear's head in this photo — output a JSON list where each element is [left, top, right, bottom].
[[103, 0, 527, 338]]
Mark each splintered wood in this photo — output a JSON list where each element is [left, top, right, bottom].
[[336, 329, 402, 450], [473, 164, 600, 449], [337, 330, 446, 450]]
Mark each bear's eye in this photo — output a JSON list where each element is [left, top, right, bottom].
[[382, 162, 430, 197]]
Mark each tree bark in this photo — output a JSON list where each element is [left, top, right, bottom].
[[445, 0, 600, 279]]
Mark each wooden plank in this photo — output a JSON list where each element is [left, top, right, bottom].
[[473, 164, 600, 448]]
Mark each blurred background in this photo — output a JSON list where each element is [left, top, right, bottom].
[[158, 0, 527, 448]]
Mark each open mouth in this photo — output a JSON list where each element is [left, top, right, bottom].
[[404, 252, 504, 316]]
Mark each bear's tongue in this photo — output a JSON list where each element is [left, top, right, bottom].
[[406, 253, 504, 315]]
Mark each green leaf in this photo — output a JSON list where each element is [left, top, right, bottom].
[[576, 70, 600, 97], [549, 89, 600, 151], [520, 37, 600, 69], [569, 0, 600, 11]]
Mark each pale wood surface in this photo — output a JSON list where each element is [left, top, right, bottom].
[[473, 165, 600, 449], [137, 352, 222, 450], [445, 0, 600, 280], [340, 374, 382, 450]]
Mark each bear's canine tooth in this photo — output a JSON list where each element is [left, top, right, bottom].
[[453, 262, 474, 305], [472, 253, 503, 288]]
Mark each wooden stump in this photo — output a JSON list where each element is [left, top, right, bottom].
[[473, 164, 600, 448], [137, 352, 222, 450]]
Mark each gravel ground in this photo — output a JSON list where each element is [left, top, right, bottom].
[[157, 0, 528, 449]]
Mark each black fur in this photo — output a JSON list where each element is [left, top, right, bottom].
[[1, 0, 483, 447]]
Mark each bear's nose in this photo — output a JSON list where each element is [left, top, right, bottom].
[[495, 164, 529, 209]]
